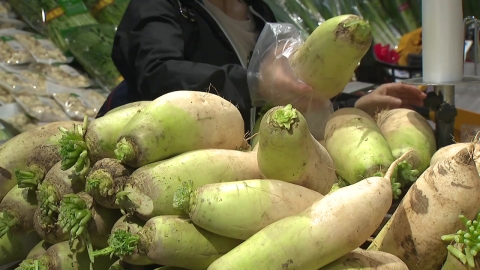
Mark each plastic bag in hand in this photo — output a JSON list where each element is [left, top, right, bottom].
[[247, 22, 333, 140]]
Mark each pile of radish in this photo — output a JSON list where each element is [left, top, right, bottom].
[[0, 14, 479, 270]]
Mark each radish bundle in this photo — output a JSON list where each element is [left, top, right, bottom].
[[376, 108, 436, 186], [173, 179, 323, 240], [289, 14, 372, 99], [85, 158, 133, 209], [95, 215, 242, 270], [324, 108, 402, 196], [369, 143, 480, 270], [207, 152, 412, 269], [114, 91, 247, 168], [93, 215, 153, 266], [116, 149, 262, 220], [256, 104, 337, 194], [0, 185, 37, 238], [57, 102, 148, 179], [0, 121, 78, 202]]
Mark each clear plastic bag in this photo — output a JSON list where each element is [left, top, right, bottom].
[[0, 66, 46, 94], [247, 23, 333, 140], [13, 93, 70, 122], [29, 63, 93, 88], [0, 17, 27, 30], [12, 31, 72, 64], [0, 85, 13, 104], [47, 86, 105, 120], [0, 29, 33, 65], [0, 101, 38, 132]]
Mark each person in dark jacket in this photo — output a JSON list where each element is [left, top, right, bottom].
[[97, 0, 426, 133]]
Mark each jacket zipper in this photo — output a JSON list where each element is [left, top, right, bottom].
[[195, 0, 267, 135]]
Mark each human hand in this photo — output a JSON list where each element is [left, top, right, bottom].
[[258, 54, 325, 112], [354, 82, 426, 116]]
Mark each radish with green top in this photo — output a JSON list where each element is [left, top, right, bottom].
[[321, 249, 409, 270], [376, 108, 436, 186], [324, 108, 401, 195], [0, 121, 78, 202], [256, 104, 337, 194], [15, 240, 117, 270], [207, 152, 412, 270], [57, 192, 122, 250], [97, 215, 242, 270], [0, 229, 41, 265], [440, 213, 480, 270], [173, 179, 323, 240], [58, 102, 149, 179], [93, 215, 153, 266], [0, 185, 37, 238], [36, 161, 85, 219], [116, 149, 262, 220], [15, 139, 64, 190], [85, 158, 133, 209], [33, 208, 68, 245], [289, 15, 372, 99], [368, 143, 480, 270], [114, 91, 247, 168]]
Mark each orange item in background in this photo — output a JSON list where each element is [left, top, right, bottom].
[[396, 28, 423, 66]]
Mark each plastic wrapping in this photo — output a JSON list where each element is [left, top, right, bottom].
[[6, 0, 47, 35], [48, 87, 105, 120], [0, 17, 26, 30], [13, 93, 70, 122], [0, 101, 38, 132], [13, 31, 72, 64], [0, 0, 16, 18], [83, 0, 130, 27], [0, 84, 13, 103], [247, 23, 333, 140], [29, 63, 93, 88], [63, 24, 122, 91], [0, 64, 49, 94], [0, 28, 33, 64]]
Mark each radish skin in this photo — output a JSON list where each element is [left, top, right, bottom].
[[376, 108, 436, 185], [325, 108, 395, 185], [26, 240, 50, 259], [114, 91, 246, 168], [207, 152, 411, 270], [0, 185, 37, 237], [257, 105, 337, 194], [105, 101, 151, 115], [430, 143, 470, 166], [116, 149, 262, 220], [173, 179, 323, 240], [0, 121, 78, 202], [85, 158, 133, 209], [368, 144, 480, 270], [321, 249, 409, 270], [137, 216, 242, 269], [33, 208, 68, 244], [0, 229, 41, 265]]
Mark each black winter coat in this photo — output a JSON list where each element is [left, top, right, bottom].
[[97, 0, 359, 132]]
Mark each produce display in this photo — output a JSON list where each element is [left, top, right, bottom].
[[0, 1, 477, 269]]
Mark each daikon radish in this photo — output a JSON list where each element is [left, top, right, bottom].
[[321, 249, 409, 270]]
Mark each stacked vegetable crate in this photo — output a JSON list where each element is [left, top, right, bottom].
[[0, 0, 131, 143]]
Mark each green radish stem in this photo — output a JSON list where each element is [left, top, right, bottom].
[[115, 191, 138, 216], [58, 116, 91, 179], [15, 169, 44, 189], [57, 194, 93, 244], [0, 185, 37, 238], [0, 212, 18, 237], [441, 213, 480, 268], [271, 104, 297, 129], [92, 230, 140, 259], [114, 138, 135, 164]]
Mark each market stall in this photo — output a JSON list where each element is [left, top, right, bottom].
[[0, 0, 480, 269]]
